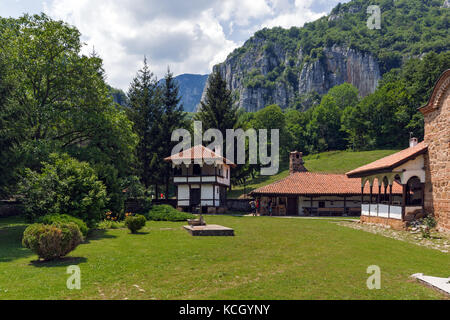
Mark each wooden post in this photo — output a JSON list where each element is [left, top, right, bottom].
[[361, 185, 364, 204], [310, 196, 313, 216], [377, 184, 381, 216], [388, 184, 392, 219], [343, 196, 347, 216]]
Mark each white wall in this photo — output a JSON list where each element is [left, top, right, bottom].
[[177, 185, 190, 207]]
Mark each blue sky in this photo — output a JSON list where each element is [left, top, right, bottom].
[[1, 0, 349, 90]]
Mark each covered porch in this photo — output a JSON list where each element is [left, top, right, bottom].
[[347, 140, 428, 229], [360, 172, 425, 222]]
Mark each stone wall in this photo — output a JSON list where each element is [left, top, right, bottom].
[[226, 199, 251, 213], [360, 216, 406, 231], [421, 71, 450, 233]]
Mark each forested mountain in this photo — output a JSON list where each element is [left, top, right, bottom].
[[169, 74, 208, 112], [157, 74, 208, 112], [203, 0, 449, 112], [108, 74, 208, 112]]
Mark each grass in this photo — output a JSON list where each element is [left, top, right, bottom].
[[228, 149, 400, 198], [0, 215, 448, 300]]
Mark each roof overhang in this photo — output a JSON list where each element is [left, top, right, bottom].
[[346, 147, 427, 178], [419, 69, 450, 115]]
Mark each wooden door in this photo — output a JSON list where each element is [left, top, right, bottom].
[[191, 188, 201, 206], [287, 197, 298, 215]]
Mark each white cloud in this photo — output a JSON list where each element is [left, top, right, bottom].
[[41, 0, 339, 90]]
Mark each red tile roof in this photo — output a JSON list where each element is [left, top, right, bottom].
[[346, 142, 428, 178], [251, 172, 402, 196], [164, 145, 236, 167]]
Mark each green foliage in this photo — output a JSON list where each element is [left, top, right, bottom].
[[127, 58, 164, 190], [19, 153, 108, 227], [22, 222, 83, 261], [125, 214, 146, 233], [160, 68, 189, 196], [147, 205, 194, 222], [97, 220, 125, 230], [37, 214, 88, 237], [0, 13, 137, 201], [195, 70, 239, 136], [224, 0, 449, 112]]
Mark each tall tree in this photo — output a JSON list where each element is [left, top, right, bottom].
[[127, 58, 163, 191], [0, 14, 137, 203], [160, 67, 186, 196], [195, 70, 238, 137]]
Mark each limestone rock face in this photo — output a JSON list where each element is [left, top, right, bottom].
[[200, 41, 381, 112]]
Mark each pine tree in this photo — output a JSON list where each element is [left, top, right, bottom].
[[161, 67, 186, 196], [195, 70, 238, 137], [127, 58, 163, 190]]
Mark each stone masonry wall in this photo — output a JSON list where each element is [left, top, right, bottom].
[[422, 76, 450, 233], [360, 216, 406, 231]]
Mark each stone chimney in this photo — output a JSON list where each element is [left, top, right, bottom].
[[289, 151, 308, 175], [409, 137, 418, 148]]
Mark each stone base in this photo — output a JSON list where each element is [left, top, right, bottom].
[[360, 216, 406, 230], [183, 224, 235, 236]]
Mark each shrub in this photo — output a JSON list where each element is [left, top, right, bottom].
[[22, 222, 83, 261], [125, 214, 146, 234], [420, 215, 438, 238], [19, 153, 108, 227], [97, 220, 125, 230], [38, 214, 88, 237], [147, 205, 194, 222]]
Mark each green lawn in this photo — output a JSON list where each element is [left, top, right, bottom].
[[228, 150, 400, 198], [0, 215, 448, 300]]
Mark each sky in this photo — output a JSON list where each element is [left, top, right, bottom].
[[0, 0, 349, 90]]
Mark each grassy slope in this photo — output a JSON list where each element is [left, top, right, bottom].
[[0, 215, 448, 300], [228, 150, 400, 198]]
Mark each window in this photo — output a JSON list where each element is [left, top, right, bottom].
[[226, 168, 228, 179], [174, 167, 182, 176], [319, 201, 325, 208], [193, 164, 201, 175]]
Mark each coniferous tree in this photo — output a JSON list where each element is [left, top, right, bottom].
[[195, 70, 238, 137], [161, 67, 187, 196], [127, 58, 164, 191]]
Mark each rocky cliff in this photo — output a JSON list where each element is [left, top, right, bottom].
[[200, 0, 449, 112]]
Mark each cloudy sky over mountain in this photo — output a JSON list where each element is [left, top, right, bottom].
[[1, 0, 348, 90]]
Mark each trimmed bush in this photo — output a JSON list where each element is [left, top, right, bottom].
[[125, 214, 146, 234], [38, 214, 88, 237], [147, 205, 194, 222], [22, 222, 83, 261]]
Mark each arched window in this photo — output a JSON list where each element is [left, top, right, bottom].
[[406, 176, 423, 206]]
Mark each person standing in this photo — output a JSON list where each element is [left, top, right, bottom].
[[268, 199, 273, 216], [249, 200, 256, 216]]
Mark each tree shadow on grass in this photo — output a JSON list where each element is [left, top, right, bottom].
[[129, 231, 150, 235], [0, 224, 34, 263], [29, 256, 88, 268], [84, 229, 118, 243]]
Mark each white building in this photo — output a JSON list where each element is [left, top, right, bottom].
[[164, 145, 236, 212]]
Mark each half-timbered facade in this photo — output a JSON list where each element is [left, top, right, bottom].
[[164, 145, 236, 212]]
